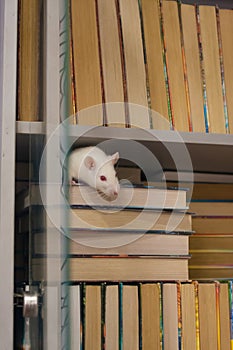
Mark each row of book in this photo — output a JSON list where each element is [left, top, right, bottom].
[[17, 0, 233, 134], [67, 281, 233, 350]]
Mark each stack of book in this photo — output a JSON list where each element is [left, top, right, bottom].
[[63, 178, 191, 282], [15, 173, 192, 282], [188, 183, 233, 280], [68, 281, 232, 350]]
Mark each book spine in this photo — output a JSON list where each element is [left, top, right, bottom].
[[193, 281, 200, 350], [119, 283, 123, 350], [195, 5, 209, 133], [215, 282, 221, 350], [216, 7, 229, 133], [229, 281, 233, 350], [160, 283, 164, 350], [159, 0, 175, 129], [177, 282, 182, 350], [177, 2, 192, 132]]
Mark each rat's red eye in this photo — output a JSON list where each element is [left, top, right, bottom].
[[100, 175, 107, 181]]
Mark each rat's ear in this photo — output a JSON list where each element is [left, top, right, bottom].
[[84, 156, 96, 170], [111, 152, 119, 165]]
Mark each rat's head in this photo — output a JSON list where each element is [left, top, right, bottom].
[[83, 151, 120, 201]]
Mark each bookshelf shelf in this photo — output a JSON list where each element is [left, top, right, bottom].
[[16, 121, 233, 177], [16, 120, 45, 134]]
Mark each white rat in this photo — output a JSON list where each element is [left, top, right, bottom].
[[68, 146, 120, 200]]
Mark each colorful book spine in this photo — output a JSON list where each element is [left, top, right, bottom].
[[68, 281, 233, 348], [177, 282, 182, 350], [158, 0, 173, 129], [216, 7, 229, 133], [193, 281, 200, 350], [195, 5, 209, 133], [177, 2, 192, 132]]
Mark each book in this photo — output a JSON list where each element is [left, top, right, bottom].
[[105, 285, 119, 350], [122, 285, 139, 349], [190, 235, 233, 250], [16, 182, 188, 211], [67, 257, 189, 281], [191, 183, 233, 201], [85, 285, 101, 350], [164, 182, 233, 201], [17, 0, 41, 121], [181, 283, 196, 350], [71, 0, 102, 125], [163, 283, 179, 350], [198, 283, 218, 350], [192, 216, 233, 235], [118, 0, 150, 128], [69, 207, 191, 232], [180, 4, 205, 133], [162, 1, 189, 132], [228, 281, 233, 350], [189, 251, 233, 266], [69, 285, 81, 349], [16, 206, 192, 237], [141, 283, 161, 350], [141, 0, 169, 124], [219, 283, 231, 350], [163, 170, 233, 184], [199, 5, 225, 133], [97, 0, 125, 127], [219, 9, 233, 134], [69, 184, 188, 210], [189, 266, 233, 280], [65, 232, 190, 256], [190, 201, 233, 216]]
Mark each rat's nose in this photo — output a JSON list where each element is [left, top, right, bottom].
[[113, 191, 118, 196]]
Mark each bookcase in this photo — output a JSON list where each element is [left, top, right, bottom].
[[1, 0, 233, 348]]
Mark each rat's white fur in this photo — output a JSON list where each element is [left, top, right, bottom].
[[68, 146, 120, 200]]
